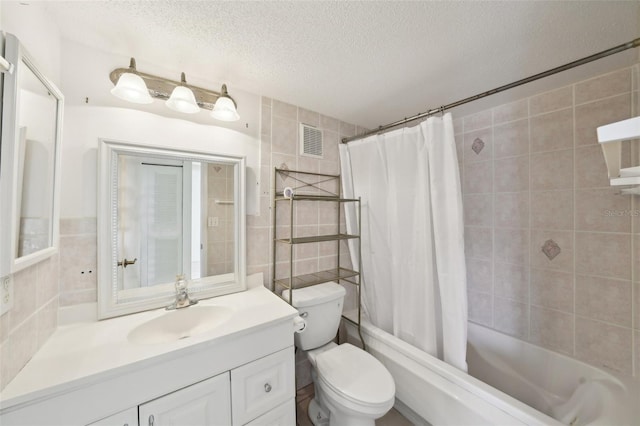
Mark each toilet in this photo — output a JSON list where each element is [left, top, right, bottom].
[[283, 282, 395, 426]]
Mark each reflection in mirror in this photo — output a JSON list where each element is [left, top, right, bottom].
[[17, 57, 58, 257], [0, 33, 63, 276], [116, 156, 235, 291], [98, 140, 246, 319]]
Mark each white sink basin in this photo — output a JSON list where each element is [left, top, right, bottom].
[[128, 305, 234, 344]]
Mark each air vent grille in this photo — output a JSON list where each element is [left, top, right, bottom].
[[300, 124, 323, 158]]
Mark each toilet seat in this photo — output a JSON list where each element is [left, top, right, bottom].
[[314, 343, 395, 409]]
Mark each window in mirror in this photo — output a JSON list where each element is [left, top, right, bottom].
[[98, 141, 246, 319]]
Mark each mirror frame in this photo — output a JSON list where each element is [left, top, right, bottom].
[[0, 33, 64, 276], [97, 139, 247, 319]]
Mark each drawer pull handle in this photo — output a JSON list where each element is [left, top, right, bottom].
[[149, 414, 155, 426], [264, 383, 272, 393]]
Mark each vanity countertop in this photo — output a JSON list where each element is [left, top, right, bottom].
[[0, 286, 298, 411]]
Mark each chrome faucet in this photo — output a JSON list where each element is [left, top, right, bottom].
[[166, 274, 198, 310]]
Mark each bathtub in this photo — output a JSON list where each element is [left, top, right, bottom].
[[345, 320, 639, 425]]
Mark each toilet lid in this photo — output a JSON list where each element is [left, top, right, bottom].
[[315, 343, 395, 406]]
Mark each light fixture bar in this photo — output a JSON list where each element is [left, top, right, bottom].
[[109, 65, 235, 111]]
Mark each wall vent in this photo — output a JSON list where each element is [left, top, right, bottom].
[[300, 123, 323, 158]]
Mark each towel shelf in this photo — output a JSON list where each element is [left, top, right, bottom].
[[275, 233, 359, 245], [271, 168, 365, 348], [597, 116, 640, 186], [273, 267, 360, 292]]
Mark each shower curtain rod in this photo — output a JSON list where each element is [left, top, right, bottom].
[[342, 37, 640, 144]]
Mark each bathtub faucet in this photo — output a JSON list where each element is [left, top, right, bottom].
[[166, 274, 198, 310]]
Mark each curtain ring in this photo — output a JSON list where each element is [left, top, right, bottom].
[[439, 106, 445, 117]]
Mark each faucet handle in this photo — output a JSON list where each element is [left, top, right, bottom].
[[175, 274, 187, 292], [166, 274, 198, 310]]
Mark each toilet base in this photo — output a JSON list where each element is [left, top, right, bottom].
[[311, 392, 380, 426], [308, 398, 330, 426]]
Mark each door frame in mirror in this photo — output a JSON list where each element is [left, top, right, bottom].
[[0, 33, 64, 276], [98, 139, 247, 319]]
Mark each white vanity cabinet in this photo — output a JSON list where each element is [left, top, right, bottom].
[[89, 348, 294, 426], [0, 287, 299, 426]]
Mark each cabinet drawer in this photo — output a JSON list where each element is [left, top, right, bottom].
[[231, 347, 294, 425], [244, 399, 295, 426]]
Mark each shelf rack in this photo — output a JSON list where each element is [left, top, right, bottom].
[[271, 168, 364, 348], [597, 116, 640, 187]]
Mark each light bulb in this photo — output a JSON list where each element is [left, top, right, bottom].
[[110, 58, 153, 104], [166, 85, 200, 114], [211, 85, 239, 121]]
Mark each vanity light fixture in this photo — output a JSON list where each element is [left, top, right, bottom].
[[109, 57, 240, 121]]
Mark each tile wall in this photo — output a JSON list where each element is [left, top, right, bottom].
[[59, 218, 98, 306], [461, 66, 640, 377], [248, 98, 363, 284], [206, 163, 235, 276], [0, 255, 59, 390], [254, 97, 365, 388]]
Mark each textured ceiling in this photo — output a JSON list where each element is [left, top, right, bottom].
[[36, 1, 640, 128]]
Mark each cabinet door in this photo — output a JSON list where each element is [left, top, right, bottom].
[[87, 407, 138, 426], [139, 372, 231, 426]]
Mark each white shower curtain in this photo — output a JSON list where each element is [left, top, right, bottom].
[[340, 113, 468, 372]]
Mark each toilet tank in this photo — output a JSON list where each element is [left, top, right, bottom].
[[281, 282, 346, 350]]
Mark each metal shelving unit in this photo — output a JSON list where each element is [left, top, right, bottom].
[[272, 168, 364, 347]]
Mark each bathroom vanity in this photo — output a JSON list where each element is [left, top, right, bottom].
[[0, 286, 298, 426]]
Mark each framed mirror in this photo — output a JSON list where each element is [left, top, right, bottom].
[[0, 33, 64, 276], [98, 140, 246, 318]]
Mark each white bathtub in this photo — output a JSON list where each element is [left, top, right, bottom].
[[345, 320, 639, 425]]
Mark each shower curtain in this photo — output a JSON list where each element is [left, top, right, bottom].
[[339, 113, 468, 372]]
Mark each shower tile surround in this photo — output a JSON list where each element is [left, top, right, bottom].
[[462, 65, 640, 377]]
